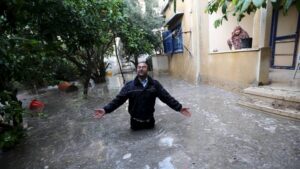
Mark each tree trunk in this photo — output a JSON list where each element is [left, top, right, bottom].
[[83, 76, 90, 95], [99, 64, 106, 82], [95, 54, 107, 84], [92, 72, 105, 84], [134, 55, 138, 68]]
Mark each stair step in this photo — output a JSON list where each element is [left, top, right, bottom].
[[244, 86, 300, 103], [241, 93, 300, 109], [238, 99, 300, 120]]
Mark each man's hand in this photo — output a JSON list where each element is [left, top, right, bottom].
[[180, 107, 191, 117], [94, 108, 106, 119]]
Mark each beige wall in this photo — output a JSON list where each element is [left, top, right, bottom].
[[277, 6, 298, 36], [198, 0, 209, 84], [164, 3, 172, 18], [205, 50, 260, 88], [163, 0, 199, 83], [152, 54, 169, 73]]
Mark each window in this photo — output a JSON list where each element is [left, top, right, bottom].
[[172, 24, 183, 53], [162, 30, 173, 54], [163, 24, 183, 54]]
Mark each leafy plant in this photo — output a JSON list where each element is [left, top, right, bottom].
[[0, 128, 25, 150], [54, 59, 80, 82], [0, 91, 26, 150], [117, 0, 163, 67], [206, 0, 300, 28], [0, 91, 24, 127]]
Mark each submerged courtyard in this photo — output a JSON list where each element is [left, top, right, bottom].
[[0, 74, 299, 169]]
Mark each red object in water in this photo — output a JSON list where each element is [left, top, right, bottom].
[[29, 99, 45, 110], [58, 81, 71, 91]]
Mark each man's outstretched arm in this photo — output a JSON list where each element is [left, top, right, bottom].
[[156, 81, 191, 117], [94, 85, 129, 119]]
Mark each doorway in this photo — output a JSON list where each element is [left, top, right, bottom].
[[270, 7, 300, 69]]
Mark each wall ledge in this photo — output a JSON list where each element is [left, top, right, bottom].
[[209, 48, 260, 54]]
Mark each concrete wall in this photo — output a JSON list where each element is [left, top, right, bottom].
[[152, 54, 169, 73], [198, 0, 209, 84], [205, 49, 260, 89]]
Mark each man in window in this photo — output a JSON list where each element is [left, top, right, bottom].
[[94, 62, 191, 130]]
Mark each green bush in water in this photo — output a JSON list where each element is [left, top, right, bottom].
[[0, 91, 26, 150]]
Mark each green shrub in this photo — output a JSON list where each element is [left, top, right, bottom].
[[0, 128, 25, 150], [54, 59, 80, 82], [0, 91, 26, 150]]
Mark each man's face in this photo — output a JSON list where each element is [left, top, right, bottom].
[[137, 63, 148, 77]]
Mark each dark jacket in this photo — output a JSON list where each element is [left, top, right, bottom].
[[103, 76, 182, 120]]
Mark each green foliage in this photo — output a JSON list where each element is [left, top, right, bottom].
[[0, 91, 26, 150], [0, 0, 126, 95], [0, 0, 161, 95], [118, 0, 163, 66], [0, 0, 76, 89], [118, 21, 154, 66], [0, 91, 24, 127], [54, 59, 80, 82], [45, 0, 126, 93], [0, 128, 25, 150], [206, 0, 299, 28]]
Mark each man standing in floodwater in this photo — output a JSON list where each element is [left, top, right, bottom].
[[94, 62, 191, 130]]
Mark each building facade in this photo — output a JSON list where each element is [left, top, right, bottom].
[[161, 0, 299, 89]]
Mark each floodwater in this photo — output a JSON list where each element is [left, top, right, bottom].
[[1, 74, 299, 169]]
